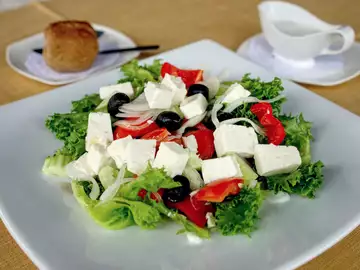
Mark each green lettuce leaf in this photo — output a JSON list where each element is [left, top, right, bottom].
[[151, 201, 210, 239], [114, 198, 162, 229], [42, 153, 73, 177], [279, 113, 313, 164], [117, 167, 181, 200], [220, 74, 286, 122], [267, 161, 324, 199], [117, 60, 162, 98], [72, 181, 134, 230], [215, 185, 263, 236], [71, 94, 102, 113]]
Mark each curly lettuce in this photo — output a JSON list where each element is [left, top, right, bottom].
[[117, 60, 162, 98], [215, 185, 263, 236], [71, 94, 102, 113], [267, 161, 324, 199], [279, 113, 313, 164]]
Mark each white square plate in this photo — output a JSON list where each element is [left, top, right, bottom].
[[5, 23, 139, 85], [1, 39, 360, 270]]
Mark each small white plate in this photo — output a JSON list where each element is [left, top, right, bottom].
[[237, 33, 360, 86], [1, 39, 360, 270], [5, 23, 139, 85]]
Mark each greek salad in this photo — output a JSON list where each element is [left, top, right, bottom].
[[42, 60, 324, 239]]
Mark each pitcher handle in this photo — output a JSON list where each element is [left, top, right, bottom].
[[322, 25, 355, 55]]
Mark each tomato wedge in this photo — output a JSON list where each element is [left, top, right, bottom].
[[184, 128, 214, 159], [166, 196, 213, 227], [114, 119, 159, 139], [194, 178, 244, 203], [141, 128, 170, 146], [161, 62, 203, 88]]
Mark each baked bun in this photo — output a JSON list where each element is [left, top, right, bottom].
[[43, 20, 99, 72]]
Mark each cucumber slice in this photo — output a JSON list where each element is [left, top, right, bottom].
[[231, 154, 258, 184], [187, 152, 202, 170], [183, 165, 204, 190]]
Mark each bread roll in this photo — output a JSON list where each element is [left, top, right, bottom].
[[43, 20, 99, 72]]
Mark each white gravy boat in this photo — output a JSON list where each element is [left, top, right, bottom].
[[258, 1, 355, 61]]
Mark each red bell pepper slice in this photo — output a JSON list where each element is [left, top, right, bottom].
[[114, 118, 159, 139], [161, 62, 203, 88], [166, 196, 213, 227], [184, 124, 215, 159], [250, 103, 285, 145], [194, 178, 244, 203]]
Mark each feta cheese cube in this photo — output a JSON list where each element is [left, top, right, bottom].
[[161, 74, 187, 104], [153, 142, 189, 177], [107, 135, 132, 168], [182, 135, 198, 152], [124, 139, 156, 174], [99, 82, 134, 99], [144, 82, 174, 109], [66, 153, 95, 178], [180, 94, 208, 119], [201, 156, 242, 184], [254, 144, 302, 176], [87, 144, 114, 175], [222, 83, 251, 104], [214, 124, 258, 158], [85, 112, 113, 151]]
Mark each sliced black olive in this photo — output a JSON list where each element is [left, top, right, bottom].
[[187, 84, 209, 100], [155, 111, 182, 132], [107, 93, 130, 117], [163, 175, 190, 203]]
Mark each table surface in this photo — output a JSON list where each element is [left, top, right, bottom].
[[1, 0, 360, 269]]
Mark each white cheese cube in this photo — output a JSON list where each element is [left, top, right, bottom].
[[153, 142, 189, 177], [161, 74, 187, 105], [99, 82, 134, 99], [107, 135, 132, 168], [182, 135, 198, 152], [144, 82, 174, 109], [66, 153, 95, 178], [180, 94, 208, 119], [124, 139, 156, 174], [214, 124, 258, 158], [254, 144, 302, 176], [85, 112, 113, 151], [222, 83, 251, 104], [87, 144, 114, 175], [201, 156, 243, 184]]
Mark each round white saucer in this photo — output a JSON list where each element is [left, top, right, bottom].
[[236, 34, 360, 86]]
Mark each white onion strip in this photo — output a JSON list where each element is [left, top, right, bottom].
[[114, 110, 162, 127], [211, 103, 223, 128], [220, 118, 265, 135], [176, 112, 207, 135], [75, 177, 100, 200], [99, 165, 128, 202], [121, 102, 150, 112], [223, 95, 285, 113]]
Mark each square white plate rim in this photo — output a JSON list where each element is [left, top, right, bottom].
[[236, 33, 360, 86], [5, 23, 140, 85], [1, 39, 360, 270]]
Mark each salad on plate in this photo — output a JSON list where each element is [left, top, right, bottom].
[[42, 60, 324, 239]]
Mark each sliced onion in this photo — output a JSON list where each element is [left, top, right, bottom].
[[220, 117, 265, 135], [176, 112, 207, 135], [218, 69, 230, 81], [211, 103, 223, 128], [114, 110, 162, 127], [99, 165, 128, 202], [223, 95, 285, 113], [167, 135, 182, 141], [74, 177, 100, 200], [201, 76, 220, 99], [121, 102, 150, 112]]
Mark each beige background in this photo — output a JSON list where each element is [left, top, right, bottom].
[[0, 0, 360, 269]]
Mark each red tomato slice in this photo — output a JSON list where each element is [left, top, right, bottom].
[[166, 196, 213, 227], [194, 123, 209, 130], [162, 136, 183, 145], [161, 62, 203, 88], [195, 178, 244, 203], [114, 119, 159, 139], [184, 129, 215, 159], [141, 128, 171, 147]]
